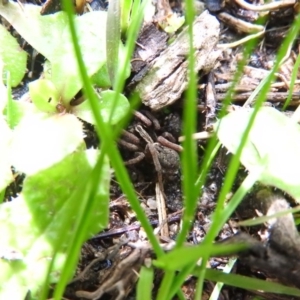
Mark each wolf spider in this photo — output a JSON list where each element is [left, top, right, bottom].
[[118, 111, 182, 188]]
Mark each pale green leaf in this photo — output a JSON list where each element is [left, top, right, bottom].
[[0, 23, 27, 87], [0, 118, 13, 192], [10, 112, 84, 175], [0, 61, 7, 113], [0, 149, 110, 298], [29, 79, 59, 113], [51, 11, 108, 101], [0, 2, 67, 61], [71, 90, 129, 125], [0, 2, 107, 101], [5, 100, 40, 129], [216, 107, 300, 201]]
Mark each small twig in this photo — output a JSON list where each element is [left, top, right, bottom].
[[218, 30, 265, 49], [156, 208, 184, 237], [218, 12, 265, 34], [90, 215, 182, 240], [216, 92, 300, 103], [275, 72, 290, 90], [179, 131, 212, 142], [234, 0, 296, 11], [155, 183, 169, 237], [272, 79, 300, 89], [205, 71, 217, 130]]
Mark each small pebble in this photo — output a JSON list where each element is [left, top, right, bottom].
[[147, 198, 157, 210]]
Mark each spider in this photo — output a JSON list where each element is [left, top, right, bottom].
[[118, 111, 182, 191]]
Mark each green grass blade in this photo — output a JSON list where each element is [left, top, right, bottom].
[[283, 52, 300, 110], [5, 71, 13, 128], [195, 141, 221, 187], [154, 243, 247, 271], [120, 0, 132, 35], [169, 264, 196, 299], [203, 268, 300, 297], [238, 206, 300, 227], [156, 0, 198, 297], [209, 258, 236, 300], [106, 0, 120, 88], [137, 266, 154, 300], [156, 270, 175, 300], [175, 0, 197, 248]]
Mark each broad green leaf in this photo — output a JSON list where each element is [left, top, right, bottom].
[[91, 42, 131, 88], [0, 23, 27, 87], [0, 2, 67, 61], [71, 90, 129, 125], [5, 100, 40, 129], [51, 11, 107, 101], [10, 112, 84, 175], [216, 107, 300, 201], [91, 64, 112, 88], [2, 68, 29, 129], [0, 2, 107, 101], [99, 90, 129, 123], [29, 79, 59, 113], [0, 118, 13, 192], [0, 149, 110, 299]]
